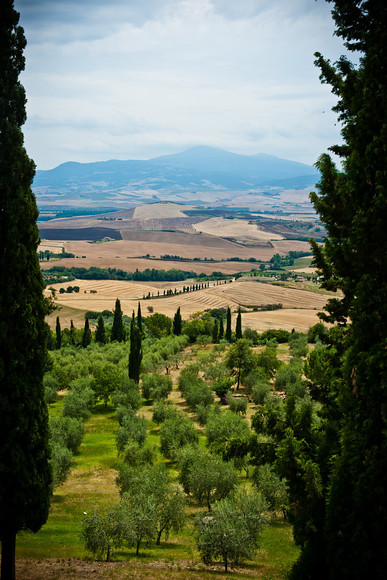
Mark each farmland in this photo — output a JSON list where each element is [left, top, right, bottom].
[[39, 202, 329, 333]]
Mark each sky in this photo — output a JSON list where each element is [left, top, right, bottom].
[[14, 0, 348, 170]]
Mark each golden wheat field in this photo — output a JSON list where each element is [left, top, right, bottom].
[[46, 277, 328, 333]]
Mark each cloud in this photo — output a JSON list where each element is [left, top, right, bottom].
[[14, 0, 345, 169]]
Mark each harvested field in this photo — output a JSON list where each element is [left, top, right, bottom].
[[39, 234, 283, 270], [46, 277, 329, 334], [133, 203, 194, 218], [192, 217, 284, 242]]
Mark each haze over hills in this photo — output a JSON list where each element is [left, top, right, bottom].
[[33, 146, 319, 211]]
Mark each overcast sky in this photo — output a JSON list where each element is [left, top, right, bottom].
[[14, 0, 347, 170]]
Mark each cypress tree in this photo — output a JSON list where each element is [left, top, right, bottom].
[[128, 316, 142, 383], [212, 319, 219, 343], [235, 307, 242, 339], [137, 301, 142, 334], [279, 3, 387, 578], [219, 316, 224, 340], [95, 314, 106, 344], [0, 2, 52, 576], [309, 2, 387, 577], [225, 307, 232, 342], [82, 317, 92, 348], [111, 298, 124, 342], [69, 319, 75, 345], [173, 306, 182, 336], [55, 316, 62, 350]]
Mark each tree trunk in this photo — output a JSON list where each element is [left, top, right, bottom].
[[1, 532, 16, 580], [156, 529, 162, 545], [224, 554, 228, 573], [136, 540, 140, 556]]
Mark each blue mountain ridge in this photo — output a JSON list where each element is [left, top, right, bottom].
[[33, 146, 319, 195]]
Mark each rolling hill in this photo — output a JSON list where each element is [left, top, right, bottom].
[[33, 146, 319, 210]]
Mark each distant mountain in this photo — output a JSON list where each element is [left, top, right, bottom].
[[33, 146, 319, 209]]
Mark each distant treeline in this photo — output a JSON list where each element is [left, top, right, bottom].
[[42, 266, 198, 284]]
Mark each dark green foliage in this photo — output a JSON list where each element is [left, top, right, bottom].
[[235, 307, 242, 339], [243, 327, 259, 345], [144, 312, 171, 338], [182, 311, 213, 342], [212, 318, 219, 343], [81, 317, 92, 348], [95, 314, 107, 344], [0, 3, 52, 574], [55, 316, 62, 349], [44, 265, 197, 283], [128, 318, 142, 383], [280, 2, 387, 577], [137, 301, 142, 334], [307, 322, 328, 344], [259, 329, 290, 343], [218, 316, 224, 339], [111, 298, 124, 342], [172, 306, 182, 335], [225, 306, 232, 342], [69, 319, 76, 345]]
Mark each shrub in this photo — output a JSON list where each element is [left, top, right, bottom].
[[227, 395, 248, 415], [160, 413, 199, 460], [141, 373, 173, 401], [116, 413, 147, 453]]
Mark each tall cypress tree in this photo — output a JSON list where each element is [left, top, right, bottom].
[[55, 316, 62, 350], [235, 307, 242, 340], [0, 2, 52, 577], [137, 301, 142, 334], [309, 2, 387, 577], [69, 319, 76, 345], [225, 307, 232, 342], [276, 2, 387, 578], [173, 306, 182, 336], [111, 298, 124, 342], [95, 314, 106, 344], [212, 319, 219, 343], [128, 315, 142, 383], [82, 317, 92, 348], [219, 316, 224, 340]]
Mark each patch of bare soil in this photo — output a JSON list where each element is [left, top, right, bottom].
[[15, 558, 123, 580], [15, 557, 263, 579]]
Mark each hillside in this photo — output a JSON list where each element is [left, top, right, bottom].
[[33, 146, 319, 210]]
